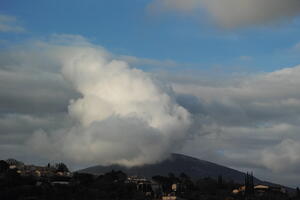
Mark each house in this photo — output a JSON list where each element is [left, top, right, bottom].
[[162, 193, 186, 200], [232, 184, 287, 196], [6, 159, 24, 169]]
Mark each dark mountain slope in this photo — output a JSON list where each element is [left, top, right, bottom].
[[78, 153, 261, 184]]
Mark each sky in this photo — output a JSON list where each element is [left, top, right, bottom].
[[1, 0, 300, 187]]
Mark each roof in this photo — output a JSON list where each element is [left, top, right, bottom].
[[254, 185, 269, 190]]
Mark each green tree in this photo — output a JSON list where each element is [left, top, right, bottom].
[[0, 160, 9, 173], [55, 162, 69, 172]]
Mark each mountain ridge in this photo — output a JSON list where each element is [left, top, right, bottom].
[[77, 153, 295, 193], [78, 153, 290, 189]]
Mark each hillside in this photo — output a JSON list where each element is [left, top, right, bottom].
[[79, 153, 263, 184]]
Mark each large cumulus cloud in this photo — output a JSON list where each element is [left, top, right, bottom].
[[0, 35, 192, 166], [148, 0, 300, 28]]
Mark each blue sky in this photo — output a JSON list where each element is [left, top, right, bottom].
[[1, 0, 300, 72]]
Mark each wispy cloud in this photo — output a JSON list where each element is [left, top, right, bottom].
[[293, 42, 300, 51], [0, 14, 25, 33], [239, 56, 253, 61], [148, 0, 300, 28], [168, 65, 300, 186], [119, 55, 200, 69]]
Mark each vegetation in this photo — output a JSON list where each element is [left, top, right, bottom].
[[0, 167, 144, 200], [0, 160, 296, 200], [0, 160, 9, 173], [55, 162, 69, 173]]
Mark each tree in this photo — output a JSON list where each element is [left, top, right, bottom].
[[73, 172, 95, 186], [0, 160, 9, 173], [104, 170, 127, 182], [55, 162, 69, 172], [218, 175, 223, 189], [179, 172, 193, 192], [179, 172, 189, 180], [244, 172, 254, 196]]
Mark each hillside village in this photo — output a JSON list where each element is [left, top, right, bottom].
[[0, 159, 298, 200]]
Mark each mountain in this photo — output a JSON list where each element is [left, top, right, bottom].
[[78, 153, 268, 185]]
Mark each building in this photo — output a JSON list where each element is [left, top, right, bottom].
[[162, 194, 186, 200], [6, 159, 24, 169]]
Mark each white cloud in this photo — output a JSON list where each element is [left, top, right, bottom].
[[119, 55, 190, 68], [167, 65, 300, 186], [0, 14, 25, 33], [148, 0, 300, 28], [9, 36, 192, 166], [0, 35, 197, 167], [262, 139, 300, 172], [3, 34, 300, 186]]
